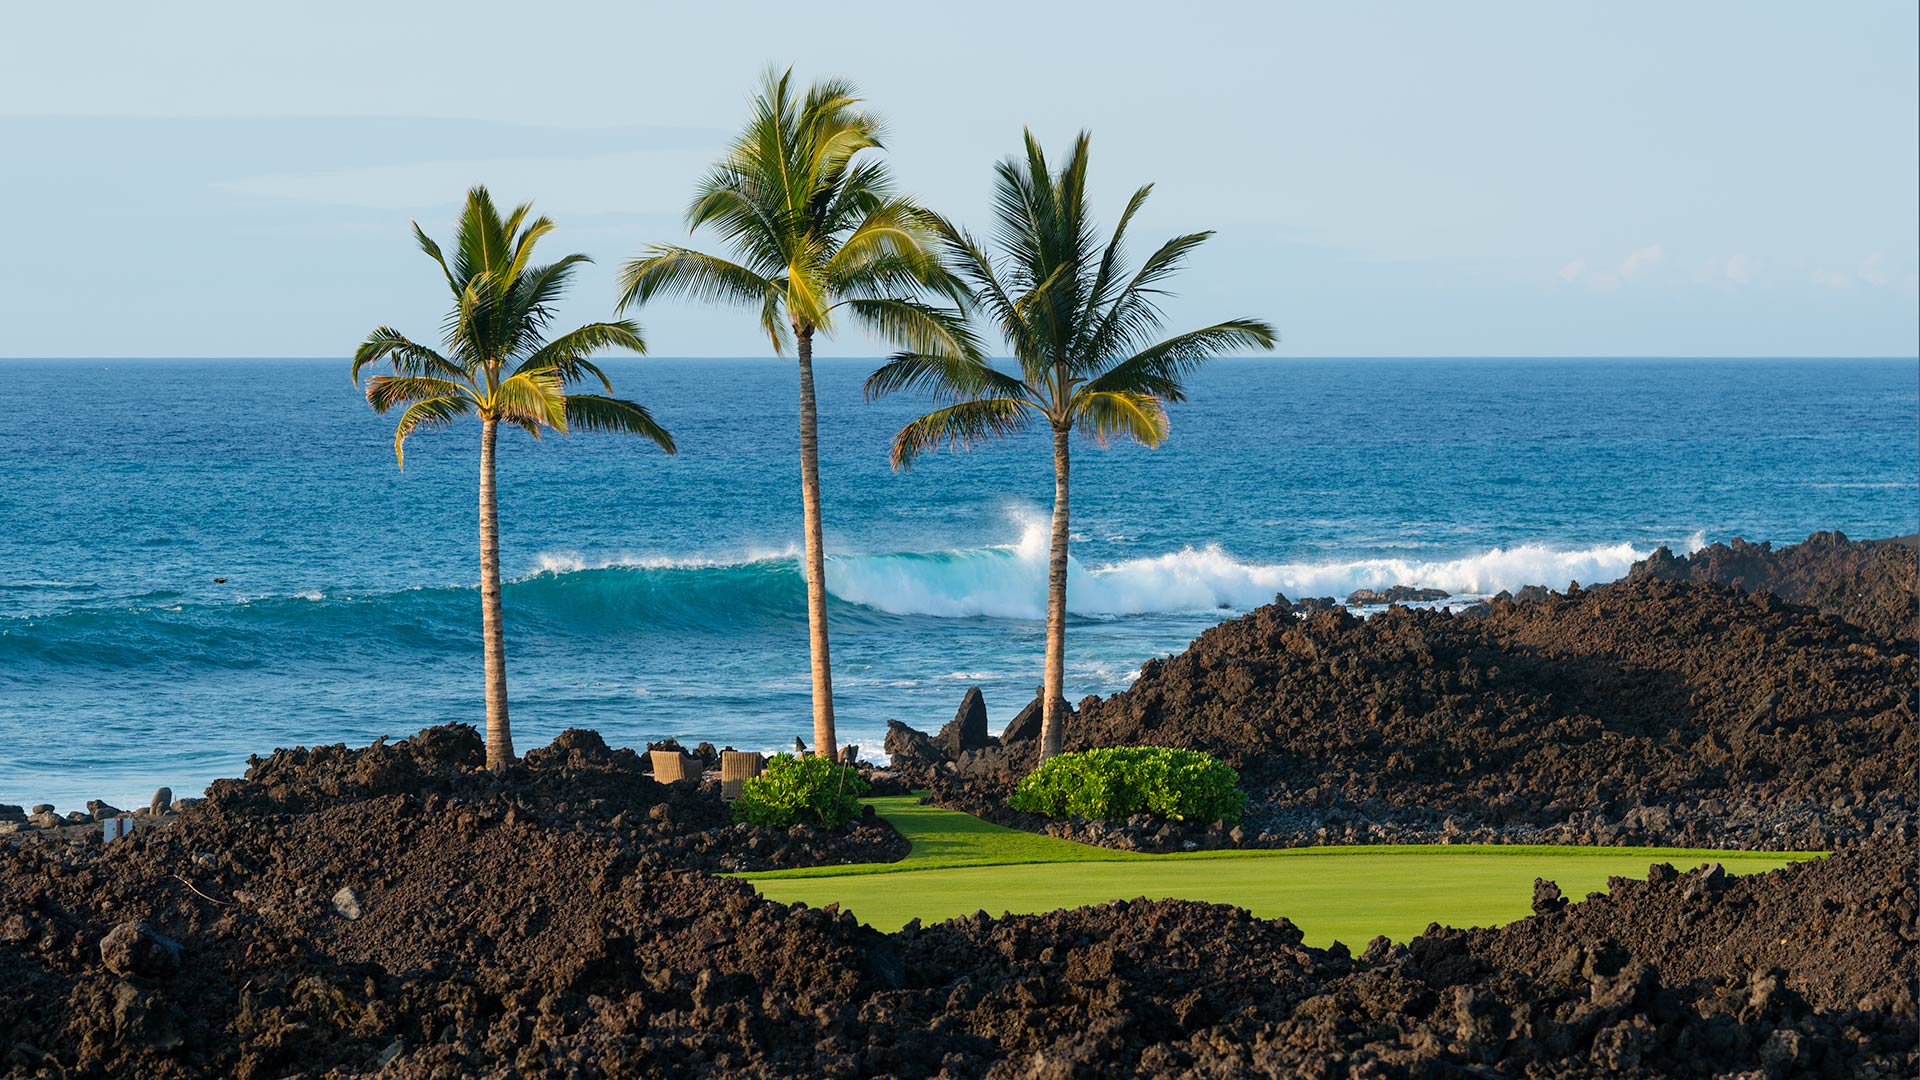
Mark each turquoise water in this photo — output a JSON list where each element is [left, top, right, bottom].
[[2, 357, 1915, 807]]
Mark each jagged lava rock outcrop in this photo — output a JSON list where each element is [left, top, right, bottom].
[[1070, 575, 1914, 847], [1627, 530, 1916, 645]]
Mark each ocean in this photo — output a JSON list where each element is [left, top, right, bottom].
[[2, 357, 1915, 808]]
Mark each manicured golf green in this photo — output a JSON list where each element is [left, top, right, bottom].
[[742, 797, 1817, 946]]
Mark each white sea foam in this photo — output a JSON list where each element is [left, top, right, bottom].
[[823, 519, 1703, 621], [524, 518, 1704, 624], [529, 544, 801, 577]]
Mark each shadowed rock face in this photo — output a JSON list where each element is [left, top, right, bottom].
[[0, 724, 1912, 1079], [938, 687, 991, 758], [1626, 530, 1917, 646]]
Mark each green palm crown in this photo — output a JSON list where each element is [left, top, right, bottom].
[[867, 130, 1277, 461], [615, 67, 976, 357], [352, 185, 674, 465]]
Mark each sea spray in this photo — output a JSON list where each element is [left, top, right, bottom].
[[2, 531, 1698, 663], [819, 520, 1694, 619]]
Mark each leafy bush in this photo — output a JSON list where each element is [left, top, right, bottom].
[[733, 754, 869, 828], [1009, 746, 1246, 824]]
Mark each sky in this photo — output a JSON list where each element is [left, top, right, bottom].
[[1, 1, 1915, 358]]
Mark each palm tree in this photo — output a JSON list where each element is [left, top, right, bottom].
[[617, 69, 973, 761], [867, 131, 1276, 763], [352, 186, 675, 769]]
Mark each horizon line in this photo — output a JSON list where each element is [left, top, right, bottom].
[[2, 354, 1917, 363]]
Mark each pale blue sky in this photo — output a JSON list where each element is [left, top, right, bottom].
[[1, 1, 1914, 357]]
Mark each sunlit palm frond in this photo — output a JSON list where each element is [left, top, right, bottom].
[[864, 350, 1029, 404], [364, 375, 471, 414], [1073, 389, 1168, 447], [825, 200, 938, 278], [494, 371, 567, 432], [505, 214, 558, 283], [412, 223, 459, 294], [564, 394, 677, 452], [616, 248, 779, 315], [516, 321, 645, 390], [352, 328, 465, 384], [839, 298, 980, 361], [451, 186, 510, 284], [888, 397, 1034, 470], [1081, 320, 1278, 401], [1079, 231, 1216, 365], [1083, 183, 1153, 317], [390, 396, 473, 468]]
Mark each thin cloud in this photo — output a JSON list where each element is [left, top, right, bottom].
[[1620, 243, 1664, 281], [1812, 254, 1911, 292], [1558, 244, 1661, 290]]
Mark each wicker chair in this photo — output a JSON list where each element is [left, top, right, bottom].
[[648, 749, 702, 784], [719, 751, 766, 801]]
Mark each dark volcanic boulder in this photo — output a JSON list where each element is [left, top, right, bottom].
[[99, 921, 182, 979], [1285, 595, 1340, 615], [1345, 585, 1451, 606], [883, 719, 943, 780], [936, 686, 990, 757], [1001, 696, 1043, 744]]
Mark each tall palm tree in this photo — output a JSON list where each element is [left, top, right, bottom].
[[867, 131, 1276, 763], [352, 186, 675, 769], [617, 69, 973, 761]]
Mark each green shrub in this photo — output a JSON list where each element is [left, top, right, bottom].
[[1009, 746, 1246, 824], [733, 754, 869, 828]]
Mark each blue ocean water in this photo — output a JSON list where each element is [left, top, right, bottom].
[[2, 357, 1915, 808]]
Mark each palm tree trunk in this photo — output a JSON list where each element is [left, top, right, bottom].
[[795, 327, 838, 761], [1041, 424, 1071, 762], [478, 417, 513, 768]]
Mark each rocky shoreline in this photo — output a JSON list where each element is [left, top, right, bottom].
[[0, 722, 1912, 1078], [1, 789, 188, 845]]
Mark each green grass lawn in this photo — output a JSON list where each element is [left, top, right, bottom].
[[742, 797, 1817, 946]]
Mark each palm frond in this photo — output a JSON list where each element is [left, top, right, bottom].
[[822, 197, 925, 273], [505, 213, 558, 283], [391, 396, 473, 468], [838, 297, 981, 360], [888, 397, 1033, 470], [1079, 231, 1215, 365], [516, 321, 645, 390], [864, 351, 1029, 404], [352, 328, 465, 383], [1083, 183, 1153, 317], [617, 247, 779, 313], [412, 223, 459, 294], [494, 371, 567, 432], [1072, 389, 1168, 447], [364, 375, 471, 414], [452, 186, 510, 283], [564, 394, 676, 452], [934, 221, 1042, 361], [1081, 320, 1278, 400]]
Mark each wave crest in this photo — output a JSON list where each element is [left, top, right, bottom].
[[822, 521, 1688, 620], [4, 528, 1698, 674]]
